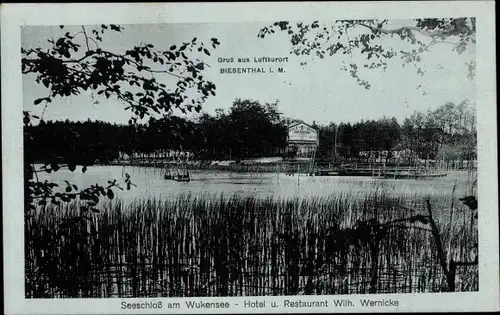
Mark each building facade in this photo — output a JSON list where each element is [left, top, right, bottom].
[[287, 122, 319, 158]]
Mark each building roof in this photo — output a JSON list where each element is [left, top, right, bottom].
[[288, 121, 318, 130]]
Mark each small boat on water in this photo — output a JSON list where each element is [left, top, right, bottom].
[[173, 173, 191, 182], [162, 162, 191, 182], [164, 170, 191, 182]]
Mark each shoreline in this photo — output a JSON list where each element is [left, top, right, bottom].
[[99, 160, 475, 175]]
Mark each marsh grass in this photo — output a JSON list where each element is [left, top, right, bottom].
[[25, 190, 478, 298]]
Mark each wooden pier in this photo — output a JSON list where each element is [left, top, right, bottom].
[[314, 163, 447, 179]]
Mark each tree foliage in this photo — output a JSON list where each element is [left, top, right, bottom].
[[258, 18, 476, 89], [222, 99, 287, 159], [401, 100, 476, 163], [23, 24, 218, 122], [316, 118, 401, 162], [26, 98, 289, 167], [313, 100, 475, 165], [23, 24, 219, 214], [27, 99, 476, 169]]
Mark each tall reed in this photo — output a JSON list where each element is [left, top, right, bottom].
[[25, 191, 478, 298]]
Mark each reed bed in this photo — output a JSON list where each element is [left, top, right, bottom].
[[25, 192, 478, 298]]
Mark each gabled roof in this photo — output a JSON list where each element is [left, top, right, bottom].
[[288, 121, 318, 130]]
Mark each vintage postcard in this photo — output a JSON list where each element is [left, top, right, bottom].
[[2, 1, 498, 314]]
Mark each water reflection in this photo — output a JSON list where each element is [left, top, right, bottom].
[[36, 165, 473, 203]]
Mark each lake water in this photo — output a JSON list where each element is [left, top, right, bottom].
[[37, 165, 475, 204]]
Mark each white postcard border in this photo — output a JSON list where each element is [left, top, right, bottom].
[[2, 2, 498, 314]]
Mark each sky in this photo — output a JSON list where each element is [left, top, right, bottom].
[[21, 20, 476, 126]]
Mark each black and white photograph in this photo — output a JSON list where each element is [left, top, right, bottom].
[[2, 2, 498, 314]]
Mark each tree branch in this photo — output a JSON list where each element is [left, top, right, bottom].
[[355, 22, 446, 38], [23, 52, 93, 66], [102, 51, 190, 80], [81, 26, 91, 51], [61, 54, 95, 64]]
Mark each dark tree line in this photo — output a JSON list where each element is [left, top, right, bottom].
[[26, 119, 134, 165], [315, 117, 402, 162], [315, 101, 476, 165], [196, 99, 287, 160], [27, 99, 475, 167], [25, 98, 288, 165]]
